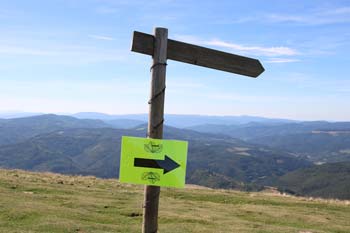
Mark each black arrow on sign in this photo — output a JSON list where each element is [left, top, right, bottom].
[[134, 155, 180, 174]]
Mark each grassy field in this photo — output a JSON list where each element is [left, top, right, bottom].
[[0, 169, 349, 233]]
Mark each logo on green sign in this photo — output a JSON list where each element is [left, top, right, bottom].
[[144, 141, 163, 153], [142, 172, 160, 184]]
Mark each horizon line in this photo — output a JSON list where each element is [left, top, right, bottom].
[[0, 110, 348, 122]]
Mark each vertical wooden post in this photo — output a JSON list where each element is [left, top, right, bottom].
[[142, 27, 168, 233]]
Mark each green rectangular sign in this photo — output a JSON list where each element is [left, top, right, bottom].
[[119, 136, 188, 188]]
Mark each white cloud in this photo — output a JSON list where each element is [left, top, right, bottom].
[[266, 14, 350, 25], [266, 14, 306, 23], [88, 34, 114, 41], [265, 58, 300, 63], [0, 44, 128, 64], [172, 35, 202, 44], [0, 45, 58, 56], [265, 7, 350, 25], [95, 6, 119, 14], [322, 7, 350, 16], [205, 39, 298, 57], [173, 35, 299, 57], [219, 7, 350, 26]]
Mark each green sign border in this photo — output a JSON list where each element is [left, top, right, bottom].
[[119, 136, 188, 188]]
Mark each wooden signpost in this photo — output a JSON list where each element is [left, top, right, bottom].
[[131, 27, 264, 233]]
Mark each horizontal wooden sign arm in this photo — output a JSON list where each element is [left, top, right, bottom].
[[131, 31, 264, 78]]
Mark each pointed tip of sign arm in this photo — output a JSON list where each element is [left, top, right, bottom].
[[131, 30, 265, 78], [254, 60, 265, 78]]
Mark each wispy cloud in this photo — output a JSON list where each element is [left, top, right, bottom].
[[0, 45, 58, 56], [219, 6, 350, 26], [322, 7, 350, 16], [88, 34, 114, 41], [95, 6, 119, 14], [266, 14, 306, 23], [265, 58, 300, 63], [0, 44, 128, 64], [265, 14, 350, 25], [174, 35, 299, 57], [266, 7, 350, 25], [205, 39, 298, 57]]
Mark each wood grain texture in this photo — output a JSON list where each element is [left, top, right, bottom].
[[142, 27, 168, 233], [131, 31, 264, 77]]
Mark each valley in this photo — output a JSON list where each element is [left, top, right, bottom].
[[0, 114, 349, 200]]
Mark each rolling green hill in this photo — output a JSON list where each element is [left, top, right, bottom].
[[188, 122, 350, 163], [0, 169, 349, 233], [252, 132, 350, 163], [188, 121, 350, 140], [0, 114, 110, 146], [277, 162, 350, 200], [0, 125, 311, 190], [1, 115, 349, 199]]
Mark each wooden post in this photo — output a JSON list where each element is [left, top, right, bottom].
[[142, 27, 168, 233], [131, 26, 264, 233]]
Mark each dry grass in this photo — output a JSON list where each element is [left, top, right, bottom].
[[0, 169, 349, 233]]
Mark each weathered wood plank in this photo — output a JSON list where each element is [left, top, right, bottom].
[[142, 27, 168, 233], [131, 31, 264, 77]]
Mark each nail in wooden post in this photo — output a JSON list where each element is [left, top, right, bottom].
[[142, 27, 168, 233]]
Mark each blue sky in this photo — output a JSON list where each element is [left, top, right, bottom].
[[0, 0, 349, 121]]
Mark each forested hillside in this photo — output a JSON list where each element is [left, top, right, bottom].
[[0, 114, 349, 199]]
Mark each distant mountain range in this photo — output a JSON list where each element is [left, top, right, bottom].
[[0, 111, 42, 119], [1, 111, 297, 128], [0, 113, 349, 199], [189, 122, 350, 163], [0, 114, 309, 189], [0, 114, 110, 146], [73, 112, 297, 128]]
